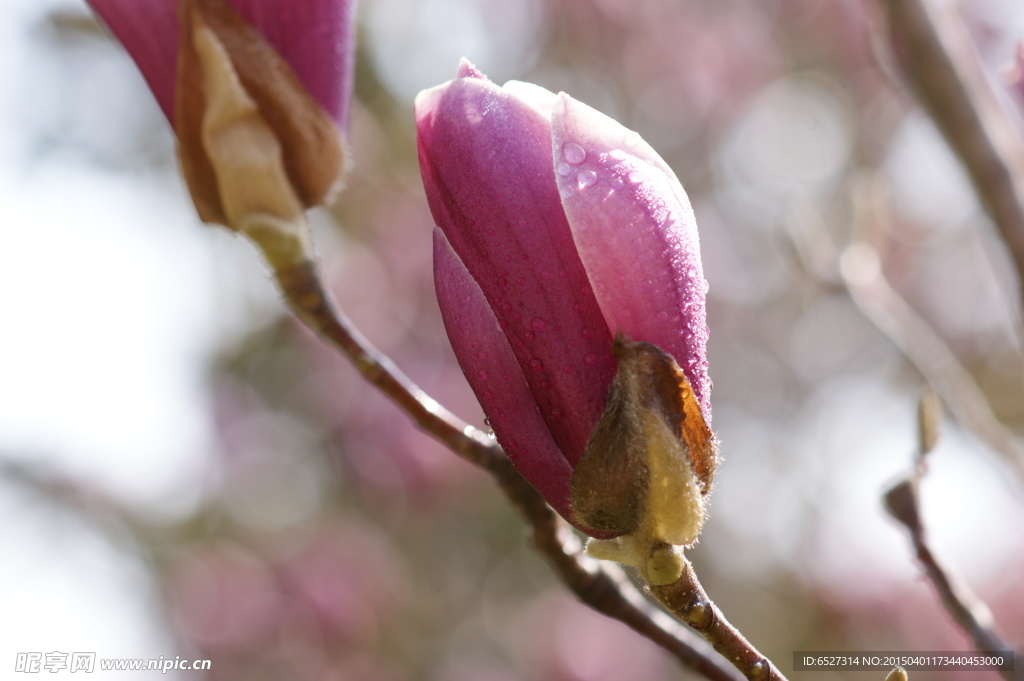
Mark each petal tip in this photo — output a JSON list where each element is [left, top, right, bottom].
[[457, 58, 487, 80]]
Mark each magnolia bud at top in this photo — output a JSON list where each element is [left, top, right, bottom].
[[87, 0, 355, 267], [418, 62, 717, 569]]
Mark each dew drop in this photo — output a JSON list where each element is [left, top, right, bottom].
[[477, 369, 489, 380], [559, 184, 574, 199], [577, 170, 597, 188], [609, 149, 626, 161], [556, 162, 571, 176], [563, 142, 586, 165], [477, 350, 487, 360], [581, 327, 594, 339], [524, 331, 535, 342], [531, 317, 547, 333], [530, 358, 544, 373], [624, 130, 640, 147], [610, 176, 624, 190], [551, 407, 563, 418], [562, 364, 574, 374], [627, 168, 644, 184], [656, 310, 669, 321], [497, 277, 508, 288], [583, 353, 597, 365], [702, 279, 710, 294]]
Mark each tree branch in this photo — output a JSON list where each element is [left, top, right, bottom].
[[884, 394, 1017, 681], [650, 558, 785, 681], [883, 0, 1024, 315]]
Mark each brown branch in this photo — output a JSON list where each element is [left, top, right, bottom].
[[274, 259, 499, 469], [885, 456, 1016, 680], [883, 0, 1024, 314], [651, 558, 785, 681], [272, 258, 746, 681]]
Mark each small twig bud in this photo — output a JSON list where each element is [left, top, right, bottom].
[[885, 666, 909, 681], [917, 389, 942, 459]]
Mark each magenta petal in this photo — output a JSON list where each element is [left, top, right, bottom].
[[552, 94, 712, 422], [87, 0, 180, 122], [434, 229, 574, 519], [416, 68, 617, 466], [227, 0, 356, 128], [87, 0, 355, 128]]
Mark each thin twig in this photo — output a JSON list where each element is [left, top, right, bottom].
[[651, 558, 785, 681], [884, 393, 1017, 681], [274, 259, 499, 470], [838, 242, 1024, 485], [883, 0, 1024, 314], [272, 257, 746, 681], [787, 189, 1024, 487]]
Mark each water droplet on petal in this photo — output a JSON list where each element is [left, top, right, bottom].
[[556, 162, 571, 176], [559, 184, 574, 199], [702, 279, 710, 294], [562, 364, 574, 374], [609, 149, 626, 161], [524, 331, 535, 342], [577, 170, 597, 188], [610, 176, 624, 190], [531, 317, 547, 333], [624, 130, 640, 147], [583, 353, 597, 365], [530, 358, 544, 373], [477, 369, 489, 380], [656, 310, 669, 321], [563, 142, 586, 165], [628, 168, 644, 184]]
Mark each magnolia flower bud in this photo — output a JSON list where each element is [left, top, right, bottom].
[[418, 62, 717, 577], [87, 0, 355, 267]]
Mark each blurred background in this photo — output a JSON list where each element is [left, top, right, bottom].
[[2, 0, 1024, 679]]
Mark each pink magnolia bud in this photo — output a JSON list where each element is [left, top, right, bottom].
[[86, 0, 356, 267], [417, 62, 715, 549], [85, 0, 355, 129]]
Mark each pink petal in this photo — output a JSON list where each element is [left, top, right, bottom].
[[552, 94, 712, 422], [87, 0, 355, 128], [434, 230, 614, 538], [433, 230, 572, 517], [416, 66, 617, 466]]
